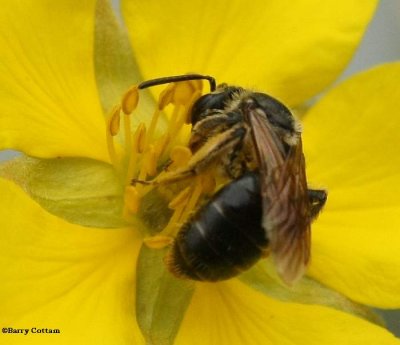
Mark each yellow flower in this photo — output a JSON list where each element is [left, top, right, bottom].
[[0, 0, 399, 344]]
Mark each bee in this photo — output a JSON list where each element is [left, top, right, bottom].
[[165, 171, 326, 282], [137, 74, 327, 284]]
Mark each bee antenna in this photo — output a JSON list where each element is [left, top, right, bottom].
[[138, 74, 216, 92]]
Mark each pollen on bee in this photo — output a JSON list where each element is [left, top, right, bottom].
[[200, 173, 216, 195]]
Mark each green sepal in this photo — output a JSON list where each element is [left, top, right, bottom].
[[136, 244, 195, 345], [0, 156, 126, 228], [94, 0, 158, 129], [240, 261, 384, 326]]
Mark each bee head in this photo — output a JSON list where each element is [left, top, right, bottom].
[[190, 85, 242, 125]]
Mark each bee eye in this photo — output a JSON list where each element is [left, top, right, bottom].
[[190, 87, 241, 125], [191, 94, 220, 125]]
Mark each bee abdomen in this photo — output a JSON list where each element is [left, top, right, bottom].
[[166, 172, 268, 281]]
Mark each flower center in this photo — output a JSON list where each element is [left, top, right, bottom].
[[105, 79, 216, 246]]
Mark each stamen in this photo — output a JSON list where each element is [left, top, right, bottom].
[[109, 105, 121, 135], [113, 79, 212, 250], [168, 186, 192, 209], [173, 81, 198, 105], [169, 146, 192, 170], [134, 144, 159, 195], [144, 108, 161, 150], [144, 235, 173, 249], [125, 123, 146, 186], [124, 185, 140, 214], [164, 86, 203, 152], [123, 113, 132, 159], [179, 176, 204, 223], [158, 84, 175, 110], [122, 86, 139, 115], [158, 194, 187, 237], [136, 123, 147, 154], [162, 105, 189, 156], [144, 175, 205, 242], [153, 186, 193, 240], [188, 78, 203, 92], [167, 105, 183, 135], [143, 145, 157, 177], [106, 105, 121, 168], [153, 133, 170, 159]]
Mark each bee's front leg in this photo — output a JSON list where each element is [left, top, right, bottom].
[[189, 111, 242, 152], [134, 124, 248, 186]]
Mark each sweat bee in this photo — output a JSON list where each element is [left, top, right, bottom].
[[137, 74, 327, 284]]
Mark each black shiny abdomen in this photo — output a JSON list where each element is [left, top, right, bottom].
[[167, 171, 268, 281]]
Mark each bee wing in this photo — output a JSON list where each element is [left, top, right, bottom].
[[247, 109, 310, 285]]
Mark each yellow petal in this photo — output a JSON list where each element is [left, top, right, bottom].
[[0, 178, 143, 344], [303, 63, 400, 307], [122, 0, 377, 106], [176, 280, 399, 345], [0, 1, 108, 161]]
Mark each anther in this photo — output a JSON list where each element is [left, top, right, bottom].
[[169, 146, 192, 170], [158, 200, 186, 237], [134, 123, 147, 154], [157, 80, 203, 110], [153, 134, 170, 159], [187, 78, 204, 92], [122, 86, 139, 114], [173, 81, 199, 105], [158, 84, 175, 110], [106, 105, 122, 168], [124, 185, 140, 214], [144, 108, 161, 150], [125, 123, 146, 186], [168, 187, 192, 209], [143, 145, 157, 176], [109, 105, 121, 136]]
